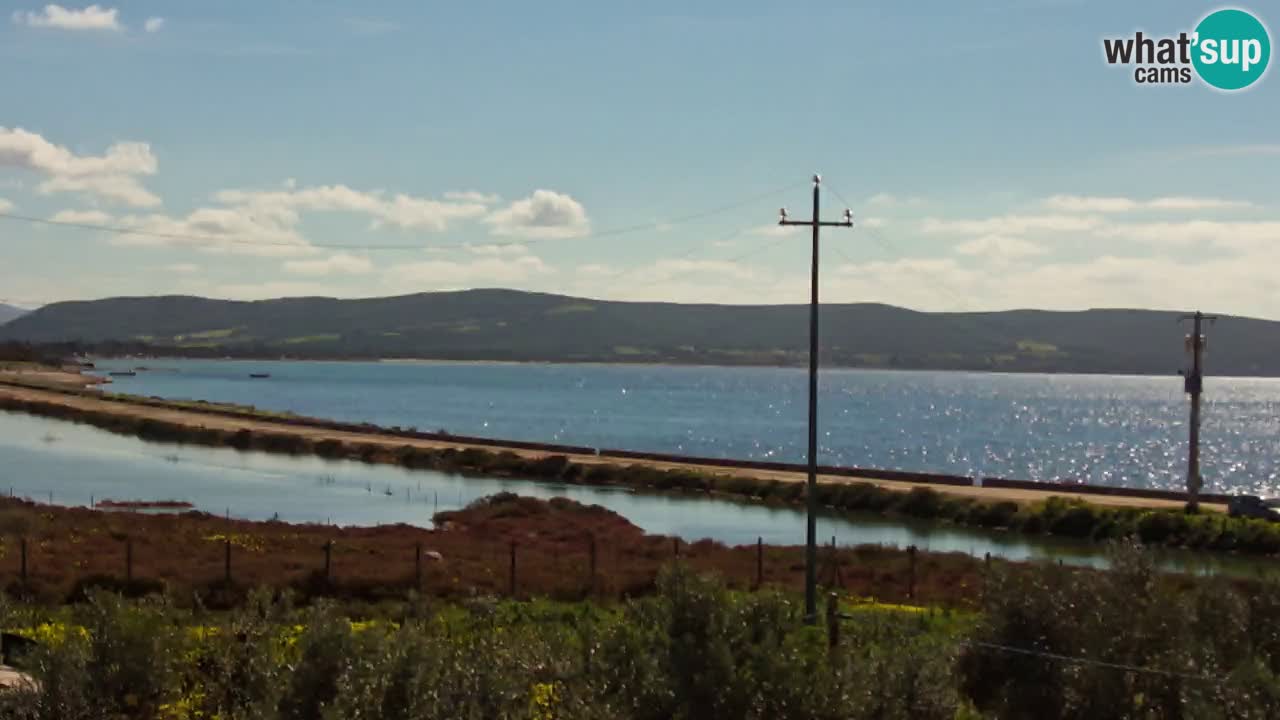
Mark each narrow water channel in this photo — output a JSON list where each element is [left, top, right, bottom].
[[0, 411, 1261, 576]]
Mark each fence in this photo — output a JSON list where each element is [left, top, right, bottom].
[[0, 518, 994, 609]]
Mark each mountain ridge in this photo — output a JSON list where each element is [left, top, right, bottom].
[[2, 289, 1276, 376], [0, 303, 28, 326]]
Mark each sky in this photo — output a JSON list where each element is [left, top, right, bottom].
[[0, 0, 1277, 318]]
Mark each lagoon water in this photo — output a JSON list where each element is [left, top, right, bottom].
[[92, 359, 1280, 495], [0, 410, 1258, 575]]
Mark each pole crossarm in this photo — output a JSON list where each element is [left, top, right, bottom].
[[780, 220, 855, 228], [775, 174, 855, 624]]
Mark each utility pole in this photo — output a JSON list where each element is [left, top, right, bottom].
[[778, 174, 853, 622], [1179, 310, 1217, 512]]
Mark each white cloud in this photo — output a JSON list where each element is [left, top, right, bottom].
[[862, 217, 888, 228], [108, 207, 315, 257], [571, 257, 761, 301], [1098, 220, 1280, 250], [217, 184, 488, 232], [921, 214, 1101, 235], [465, 243, 529, 256], [751, 224, 800, 237], [49, 208, 112, 224], [866, 193, 922, 207], [1043, 195, 1138, 213], [1045, 194, 1253, 213], [0, 127, 159, 207], [485, 189, 590, 239], [0, 198, 12, 213], [205, 281, 347, 301], [379, 194, 488, 230], [954, 234, 1046, 261], [11, 4, 121, 31], [164, 263, 199, 274], [1145, 196, 1253, 211], [444, 191, 500, 204], [143, 16, 163, 32], [575, 263, 617, 279], [642, 259, 757, 282], [1185, 144, 1280, 158], [283, 253, 374, 276], [385, 255, 551, 290], [38, 174, 160, 207], [0, 128, 155, 177]]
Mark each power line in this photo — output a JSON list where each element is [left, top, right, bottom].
[[573, 224, 759, 296], [959, 640, 1224, 684], [824, 180, 1004, 314], [821, 180, 1047, 359], [0, 180, 808, 254]]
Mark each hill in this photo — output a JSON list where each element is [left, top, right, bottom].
[[2, 289, 1277, 375], [0, 303, 27, 326]]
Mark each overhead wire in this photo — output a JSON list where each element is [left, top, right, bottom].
[[574, 223, 753, 294], [958, 640, 1224, 684], [822, 179, 1033, 353]]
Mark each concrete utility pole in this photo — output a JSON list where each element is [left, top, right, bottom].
[[778, 175, 853, 622], [1179, 310, 1217, 511]]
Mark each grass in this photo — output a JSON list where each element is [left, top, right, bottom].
[[281, 334, 341, 345], [179, 328, 240, 340]]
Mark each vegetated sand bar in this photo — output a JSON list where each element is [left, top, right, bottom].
[[0, 371, 1220, 512]]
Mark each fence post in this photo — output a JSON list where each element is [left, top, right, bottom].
[[830, 536, 839, 587], [20, 537, 27, 582], [324, 540, 333, 581], [125, 538, 133, 583], [415, 542, 423, 589], [982, 552, 991, 602], [908, 545, 917, 600], [826, 592, 839, 649], [224, 539, 232, 583], [509, 541, 517, 598], [588, 534, 597, 596], [747, 535, 757, 586]]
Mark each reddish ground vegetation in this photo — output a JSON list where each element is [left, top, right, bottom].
[[95, 499, 194, 510], [0, 493, 992, 609]]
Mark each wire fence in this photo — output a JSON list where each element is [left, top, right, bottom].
[[0, 508, 988, 611]]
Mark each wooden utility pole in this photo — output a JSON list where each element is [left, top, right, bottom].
[[1179, 311, 1217, 511], [778, 175, 853, 622]]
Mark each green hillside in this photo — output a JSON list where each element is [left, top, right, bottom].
[[2, 289, 1276, 375]]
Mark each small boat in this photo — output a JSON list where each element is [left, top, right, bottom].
[[249, 373, 271, 379], [108, 371, 137, 377]]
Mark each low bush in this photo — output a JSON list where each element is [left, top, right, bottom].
[[4, 552, 1279, 719]]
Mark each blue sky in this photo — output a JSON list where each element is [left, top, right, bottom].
[[1, 0, 1277, 317]]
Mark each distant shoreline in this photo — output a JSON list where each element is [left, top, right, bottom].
[[82, 355, 1280, 382]]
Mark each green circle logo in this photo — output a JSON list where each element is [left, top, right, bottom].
[[1192, 8, 1271, 90]]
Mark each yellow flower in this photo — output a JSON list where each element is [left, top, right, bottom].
[[529, 681, 560, 720]]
